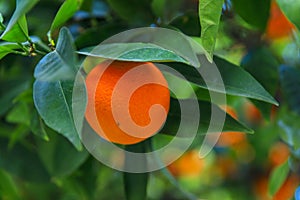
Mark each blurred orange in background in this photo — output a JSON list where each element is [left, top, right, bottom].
[[265, 1, 295, 40], [167, 150, 204, 177], [216, 106, 246, 147]]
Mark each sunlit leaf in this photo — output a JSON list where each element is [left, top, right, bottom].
[[199, 0, 223, 61], [268, 160, 289, 196], [0, 0, 39, 42], [50, 0, 83, 32]]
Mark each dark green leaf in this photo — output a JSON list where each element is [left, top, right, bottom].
[[0, 138, 50, 182], [37, 130, 89, 177], [75, 23, 128, 49], [268, 160, 289, 196], [34, 27, 77, 81], [124, 142, 148, 200], [160, 98, 253, 137], [33, 80, 82, 150], [107, 0, 154, 24], [231, 0, 270, 30], [78, 43, 189, 64], [0, 169, 21, 200], [0, 0, 39, 41], [50, 0, 83, 32], [164, 56, 278, 105], [277, 0, 300, 30], [199, 0, 223, 61], [151, 0, 183, 23], [169, 12, 201, 36], [241, 47, 279, 119], [0, 78, 30, 116], [279, 65, 300, 115]]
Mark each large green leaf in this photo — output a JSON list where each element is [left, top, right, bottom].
[[164, 56, 278, 105], [107, 0, 154, 24], [33, 27, 82, 149], [124, 142, 149, 200], [36, 130, 89, 177], [277, 0, 300, 30], [0, 169, 21, 200], [160, 98, 253, 137], [50, 0, 83, 32], [231, 0, 270, 30], [33, 80, 82, 150], [0, 0, 39, 42], [241, 48, 279, 119], [268, 160, 289, 196], [34, 27, 77, 81], [78, 43, 189, 64], [279, 65, 300, 115], [198, 0, 223, 61]]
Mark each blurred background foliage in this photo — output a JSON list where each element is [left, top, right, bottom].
[[0, 0, 300, 199]]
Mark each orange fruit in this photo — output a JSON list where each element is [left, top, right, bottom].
[[274, 174, 300, 200], [85, 60, 170, 145], [216, 106, 246, 146], [269, 142, 290, 167], [167, 150, 204, 177], [265, 1, 295, 39], [243, 101, 263, 125]]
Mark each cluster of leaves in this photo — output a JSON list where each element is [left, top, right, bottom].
[[0, 0, 299, 199]]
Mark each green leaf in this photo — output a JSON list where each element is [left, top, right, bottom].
[[160, 98, 253, 137], [107, 0, 154, 24], [0, 169, 21, 200], [1, 15, 29, 42], [279, 66, 300, 115], [33, 80, 82, 150], [0, 138, 50, 182], [268, 160, 289, 196], [241, 47, 279, 119], [78, 28, 201, 68], [78, 43, 191, 64], [231, 0, 270, 30], [0, 42, 20, 60], [50, 0, 83, 32], [151, 0, 183, 23], [164, 56, 278, 105], [124, 142, 148, 200], [277, 0, 300, 30], [34, 27, 77, 81], [198, 0, 223, 61], [36, 130, 89, 177], [0, 0, 39, 42]]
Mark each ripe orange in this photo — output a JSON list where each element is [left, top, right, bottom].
[[216, 106, 246, 146], [85, 60, 170, 145], [167, 150, 204, 177], [265, 1, 295, 39]]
